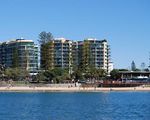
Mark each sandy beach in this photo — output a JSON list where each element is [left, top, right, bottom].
[[0, 86, 150, 92]]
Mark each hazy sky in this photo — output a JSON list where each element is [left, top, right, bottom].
[[0, 0, 150, 69]]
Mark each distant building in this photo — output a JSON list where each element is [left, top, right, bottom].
[[131, 61, 136, 71], [0, 38, 38, 74]]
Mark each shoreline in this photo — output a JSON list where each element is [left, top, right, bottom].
[[0, 86, 150, 92]]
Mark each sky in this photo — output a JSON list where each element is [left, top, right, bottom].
[[0, 0, 150, 69]]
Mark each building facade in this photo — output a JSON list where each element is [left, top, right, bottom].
[[40, 38, 111, 74], [0, 38, 111, 74], [54, 38, 72, 68], [40, 38, 72, 70], [76, 39, 110, 73], [0, 38, 38, 74]]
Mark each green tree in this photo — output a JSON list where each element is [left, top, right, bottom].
[[72, 69, 83, 81], [110, 69, 120, 80], [18, 69, 29, 79], [84, 67, 106, 81], [38, 31, 54, 45], [50, 68, 70, 83], [24, 47, 30, 70], [45, 41, 54, 70], [4, 68, 29, 81], [33, 71, 46, 83], [12, 48, 19, 68], [39, 31, 54, 70], [37, 68, 70, 83], [96, 69, 106, 79], [43, 70, 55, 82], [81, 40, 90, 72]]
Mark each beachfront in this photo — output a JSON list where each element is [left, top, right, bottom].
[[0, 86, 150, 92]]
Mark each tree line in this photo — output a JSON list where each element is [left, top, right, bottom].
[[2, 31, 148, 83]]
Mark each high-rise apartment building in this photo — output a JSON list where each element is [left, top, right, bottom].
[[40, 38, 72, 70], [0, 38, 38, 74], [40, 38, 111, 73], [73, 39, 110, 73], [54, 38, 72, 68], [0, 37, 111, 74]]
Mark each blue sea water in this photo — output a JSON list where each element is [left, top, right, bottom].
[[0, 92, 150, 120]]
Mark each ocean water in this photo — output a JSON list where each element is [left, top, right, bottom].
[[0, 92, 150, 120]]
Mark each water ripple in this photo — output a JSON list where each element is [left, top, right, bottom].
[[0, 92, 150, 120]]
